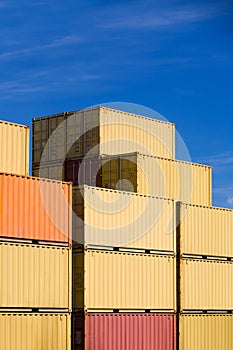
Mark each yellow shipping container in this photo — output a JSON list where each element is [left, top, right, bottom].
[[179, 314, 233, 350], [73, 249, 176, 311], [0, 313, 71, 350], [73, 185, 176, 252], [32, 106, 175, 166], [101, 152, 212, 206], [0, 120, 29, 175], [0, 242, 71, 310], [179, 203, 233, 258], [180, 258, 233, 311]]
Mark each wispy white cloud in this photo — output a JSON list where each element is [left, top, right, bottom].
[[99, 3, 227, 30], [0, 35, 83, 61], [201, 151, 233, 166]]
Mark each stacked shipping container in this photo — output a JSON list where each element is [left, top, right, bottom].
[[0, 123, 72, 349], [177, 202, 233, 349], [31, 105, 233, 349], [33, 107, 178, 349], [34, 152, 212, 206]]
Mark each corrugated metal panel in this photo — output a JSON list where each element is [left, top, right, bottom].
[[179, 314, 233, 350], [101, 153, 137, 192], [32, 163, 65, 181], [0, 120, 29, 176], [136, 153, 212, 206], [73, 313, 176, 350], [0, 242, 71, 309], [99, 107, 175, 159], [72, 186, 175, 252], [65, 157, 101, 187], [0, 313, 71, 350], [32, 106, 175, 167], [180, 203, 233, 258], [73, 250, 176, 311], [180, 258, 233, 311], [0, 173, 72, 244], [33, 151, 211, 207], [33, 112, 73, 165], [32, 109, 100, 165]]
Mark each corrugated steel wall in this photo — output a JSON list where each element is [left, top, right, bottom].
[[0, 242, 71, 309], [73, 250, 176, 311], [73, 313, 176, 350], [0, 313, 71, 350], [180, 258, 233, 311], [0, 121, 29, 176], [32, 106, 175, 169], [179, 314, 233, 350], [180, 203, 233, 258], [99, 107, 175, 159], [101, 153, 137, 192], [72, 186, 175, 252], [137, 153, 212, 205], [0, 173, 72, 244]]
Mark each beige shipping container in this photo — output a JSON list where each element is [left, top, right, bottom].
[[73, 185, 176, 252], [179, 203, 233, 258], [73, 249, 176, 311], [32, 106, 175, 166], [0, 120, 29, 175], [101, 152, 212, 206], [0, 313, 71, 350], [180, 258, 233, 311], [179, 314, 233, 350], [99, 107, 175, 159], [0, 242, 72, 310]]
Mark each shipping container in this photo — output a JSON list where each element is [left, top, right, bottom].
[[32, 106, 175, 167], [73, 313, 176, 350], [0, 173, 72, 244], [0, 242, 71, 309], [73, 249, 176, 311], [72, 185, 176, 252], [33, 111, 75, 164], [0, 313, 71, 350], [35, 152, 211, 206], [179, 203, 233, 258], [179, 314, 233, 350], [0, 120, 29, 176], [101, 152, 212, 205], [180, 258, 233, 311], [32, 162, 65, 181]]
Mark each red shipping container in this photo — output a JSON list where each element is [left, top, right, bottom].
[[73, 313, 176, 350], [0, 173, 72, 244]]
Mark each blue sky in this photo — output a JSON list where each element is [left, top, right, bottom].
[[1, 0, 233, 207]]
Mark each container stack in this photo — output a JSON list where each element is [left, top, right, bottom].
[[32, 107, 178, 349], [177, 202, 233, 349], [31, 106, 233, 349], [0, 121, 72, 349]]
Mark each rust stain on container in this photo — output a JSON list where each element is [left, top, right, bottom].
[[73, 313, 176, 350], [0, 173, 72, 244]]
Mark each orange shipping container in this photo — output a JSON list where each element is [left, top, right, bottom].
[[0, 173, 72, 244]]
